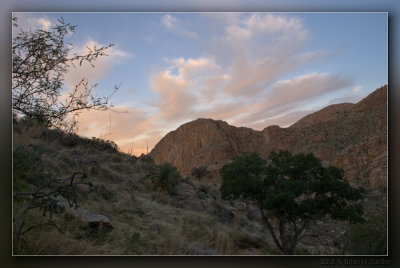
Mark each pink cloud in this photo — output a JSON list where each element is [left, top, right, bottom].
[[64, 39, 132, 88], [74, 14, 354, 156]]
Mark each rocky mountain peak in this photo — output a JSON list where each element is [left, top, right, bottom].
[[150, 86, 387, 189]]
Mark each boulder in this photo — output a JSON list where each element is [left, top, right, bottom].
[[57, 196, 113, 229]]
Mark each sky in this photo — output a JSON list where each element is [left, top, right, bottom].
[[13, 12, 388, 156]]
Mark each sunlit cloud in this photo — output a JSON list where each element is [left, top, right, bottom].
[[37, 18, 51, 30], [231, 72, 353, 127], [150, 68, 197, 121], [76, 105, 160, 156], [64, 39, 132, 87], [13, 13, 384, 157], [53, 13, 364, 155], [135, 13, 354, 153], [220, 13, 313, 97]]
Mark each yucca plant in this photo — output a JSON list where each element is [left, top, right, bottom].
[[156, 163, 181, 194]]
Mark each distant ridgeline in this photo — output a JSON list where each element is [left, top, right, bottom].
[[150, 85, 387, 190]]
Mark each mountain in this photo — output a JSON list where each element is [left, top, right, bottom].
[[150, 85, 387, 189]]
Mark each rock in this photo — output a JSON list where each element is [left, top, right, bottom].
[[66, 207, 113, 229], [56, 196, 113, 229], [150, 118, 269, 177]]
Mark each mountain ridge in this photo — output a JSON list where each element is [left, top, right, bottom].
[[150, 85, 387, 189]]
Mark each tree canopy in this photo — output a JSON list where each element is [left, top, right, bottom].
[[220, 151, 365, 254]]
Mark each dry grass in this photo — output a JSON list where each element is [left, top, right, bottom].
[[13, 119, 333, 255]]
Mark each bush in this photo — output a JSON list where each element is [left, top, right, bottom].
[[191, 166, 209, 180], [156, 163, 181, 194], [13, 144, 46, 186], [347, 210, 387, 254]]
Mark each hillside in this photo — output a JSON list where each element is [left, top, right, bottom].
[[12, 119, 287, 255], [12, 86, 387, 255], [150, 85, 387, 189]]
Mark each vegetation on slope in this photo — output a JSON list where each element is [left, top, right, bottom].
[[12, 118, 274, 255], [13, 118, 386, 255]]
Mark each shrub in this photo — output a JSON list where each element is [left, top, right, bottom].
[[13, 144, 46, 186], [13, 171, 93, 251], [156, 163, 181, 194], [191, 166, 209, 180], [197, 184, 210, 199], [347, 210, 387, 254]]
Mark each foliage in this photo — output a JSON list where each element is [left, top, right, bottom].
[[156, 163, 181, 194], [41, 127, 119, 152], [220, 150, 365, 254], [13, 144, 47, 188], [13, 172, 92, 250], [347, 210, 387, 254], [12, 16, 119, 132], [191, 166, 210, 180]]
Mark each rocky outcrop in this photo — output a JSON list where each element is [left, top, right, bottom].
[[150, 119, 268, 176], [150, 85, 387, 189]]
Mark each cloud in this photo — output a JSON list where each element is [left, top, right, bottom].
[[37, 18, 51, 30], [247, 109, 318, 130], [64, 39, 132, 87], [231, 72, 353, 127], [217, 13, 319, 97], [144, 14, 353, 142], [161, 14, 199, 38], [12, 13, 55, 36], [328, 86, 366, 105], [268, 72, 352, 107], [77, 13, 356, 156], [161, 14, 176, 29], [150, 69, 197, 121], [353, 85, 362, 93], [76, 105, 160, 156], [149, 56, 230, 121]]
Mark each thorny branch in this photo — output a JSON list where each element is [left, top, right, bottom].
[[12, 16, 121, 133], [13, 171, 92, 249]]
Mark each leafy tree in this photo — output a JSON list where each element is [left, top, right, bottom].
[[220, 151, 365, 255], [12, 16, 119, 132]]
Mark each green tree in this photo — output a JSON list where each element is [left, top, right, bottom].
[[220, 151, 365, 255], [12, 16, 119, 132]]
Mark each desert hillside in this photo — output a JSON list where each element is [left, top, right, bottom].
[[12, 86, 387, 255], [150, 85, 387, 189]]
